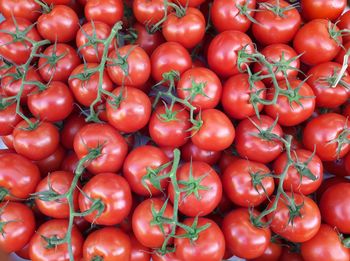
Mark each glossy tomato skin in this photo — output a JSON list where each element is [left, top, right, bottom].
[[79, 173, 132, 225], [316, 177, 348, 202], [0, 0, 40, 22], [132, 198, 174, 248], [207, 30, 254, 78], [0, 17, 42, 65], [181, 140, 222, 165], [123, 145, 170, 196], [251, 240, 282, 261], [29, 219, 83, 261], [320, 182, 350, 233], [222, 159, 274, 207], [85, 0, 123, 26], [38, 43, 80, 83], [168, 161, 222, 217], [132, 23, 164, 56], [191, 109, 235, 151], [1, 134, 14, 150], [60, 113, 86, 150], [301, 0, 346, 21], [293, 19, 341, 66], [273, 149, 323, 195], [37, 5, 79, 43], [133, 0, 170, 26], [303, 113, 350, 161], [338, 11, 350, 43], [267, 193, 321, 242], [73, 123, 128, 174], [0, 202, 35, 253], [13, 120, 60, 161], [35, 171, 79, 219], [223, 208, 271, 259], [106, 86, 151, 133], [130, 234, 151, 261], [301, 224, 350, 261], [34, 145, 66, 175], [83, 227, 131, 261], [175, 218, 225, 261], [0, 103, 21, 136]]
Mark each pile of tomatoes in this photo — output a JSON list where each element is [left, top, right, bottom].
[[1, 0, 350, 260]]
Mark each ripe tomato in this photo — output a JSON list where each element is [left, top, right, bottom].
[[207, 30, 254, 78], [0, 0, 40, 22], [222, 159, 274, 207], [168, 161, 222, 217], [73, 123, 128, 174], [106, 86, 151, 133], [123, 145, 170, 196], [301, 0, 346, 21], [131, 23, 165, 56], [34, 145, 66, 175], [235, 115, 283, 163], [38, 43, 80, 83], [335, 42, 350, 73], [0, 103, 21, 136], [29, 219, 83, 261], [1, 134, 14, 150], [301, 224, 350, 261], [181, 140, 222, 165], [267, 193, 321, 242], [37, 5, 79, 43], [320, 182, 350, 233], [223, 208, 271, 259], [175, 218, 225, 261], [132, 198, 174, 248], [316, 177, 348, 203], [265, 79, 315, 126], [35, 171, 79, 219], [60, 113, 86, 150], [338, 10, 350, 43], [85, 0, 123, 26], [79, 173, 132, 225], [303, 113, 350, 161], [133, 0, 170, 26], [191, 109, 235, 151], [293, 19, 342, 66], [83, 227, 131, 261], [130, 234, 151, 261], [219, 148, 240, 172], [0, 202, 35, 253], [0, 17, 42, 65], [177, 67, 222, 110], [251, 240, 282, 261]]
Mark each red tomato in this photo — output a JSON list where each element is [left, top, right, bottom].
[[338, 10, 350, 43], [316, 177, 348, 203], [335, 42, 350, 74], [83, 227, 131, 261], [85, 0, 123, 26], [175, 218, 225, 261], [15, 244, 30, 260], [222, 159, 274, 207], [79, 172, 132, 225], [130, 234, 151, 261], [133, 0, 170, 26], [0, 0, 40, 22], [0, 103, 21, 136], [219, 148, 240, 173], [34, 145, 66, 175], [168, 161, 222, 217], [177, 0, 205, 7], [60, 113, 86, 150], [73, 123, 128, 174], [0, 202, 35, 253], [181, 140, 222, 165], [1, 134, 14, 150], [29, 219, 83, 261], [251, 240, 282, 261], [301, 0, 346, 21]]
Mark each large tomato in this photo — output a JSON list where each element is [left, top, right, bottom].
[[133, 0, 170, 26], [251, 240, 282, 261], [0, 0, 40, 22], [34, 145, 66, 175], [181, 140, 222, 165], [85, 0, 123, 26], [301, 0, 346, 21], [0, 103, 21, 136]]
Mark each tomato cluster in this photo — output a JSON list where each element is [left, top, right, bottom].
[[1, 0, 350, 260]]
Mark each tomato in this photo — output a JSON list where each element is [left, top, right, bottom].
[[280, 248, 304, 261], [79, 172, 132, 225], [191, 109, 235, 151], [29, 219, 83, 261], [181, 140, 222, 165], [316, 177, 348, 203], [76, 21, 115, 63], [267, 193, 321, 242], [69, 63, 114, 107], [211, 0, 256, 33], [303, 113, 350, 161], [0, 17, 42, 65], [175, 218, 225, 261], [301, 224, 350, 261], [133, 0, 170, 26], [37, 5, 79, 43], [335, 42, 350, 74], [338, 10, 350, 43], [151, 42, 192, 83], [265, 79, 315, 126], [130, 234, 151, 261], [149, 103, 191, 147], [1, 134, 14, 150], [177, 67, 222, 110], [35, 171, 79, 218], [132, 198, 174, 248], [221, 73, 266, 120], [219, 148, 240, 172], [235, 115, 283, 163], [34, 145, 66, 175], [251, 240, 282, 261], [223, 208, 271, 259], [162, 7, 205, 49], [0, 103, 21, 136], [107, 45, 150, 87], [13, 120, 59, 161], [320, 182, 350, 233], [61, 152, 83, 174], [0, 0, 40, 22], [38, 43, 80, 83], [83, 227, 131, 261], [252, 0, 301, 45], [177, 0, 205, 7], [307, 62, 350, 108], [293, 19, 342, 66], [60, 113, 86, 150], [123, 145, 170, 196], [168, 161, 222, 217], [152, 252, 180, 261], [15, 244, 30, 260], [301, 0, 346, 21], [222, 159, 274, 207], [207, 30, 254, 78], [73, 123, 128, 174], [106, 86, 151, 133], [85, 0, 123, 26]]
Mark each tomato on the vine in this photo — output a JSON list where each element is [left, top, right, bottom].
[[85, 0, 124, 26]]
